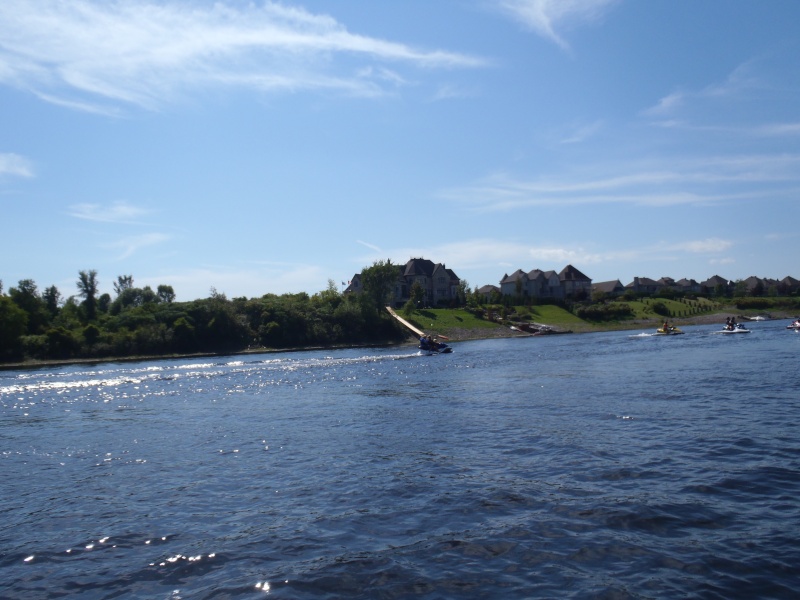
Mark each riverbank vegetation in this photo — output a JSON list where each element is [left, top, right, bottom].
[[2, 263, 799, 365], [0, 264, 407, 365]]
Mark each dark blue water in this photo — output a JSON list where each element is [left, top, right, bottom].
[[2, 321, 799, 599]]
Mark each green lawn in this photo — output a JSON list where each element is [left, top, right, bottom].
[[400, 298, 795, 339], [405, 308, 500, 333]]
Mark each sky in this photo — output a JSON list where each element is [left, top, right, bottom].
[[2, 0, 799, 302]]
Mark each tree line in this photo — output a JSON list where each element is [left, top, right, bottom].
[[0, 261, 406, 363]]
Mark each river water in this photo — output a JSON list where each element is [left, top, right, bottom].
[[1, 320, 799, 599]]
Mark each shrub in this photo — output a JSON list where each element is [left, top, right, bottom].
[[575, 303, 634, 321], [651, 301, 670, 316]]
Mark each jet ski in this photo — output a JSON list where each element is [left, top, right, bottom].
[[655, 326, 684, 335], [418, 336, 453, 354], [718, 323, 750, 334]]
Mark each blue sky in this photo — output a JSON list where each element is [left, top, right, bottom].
[[2, 0, 799, 301]]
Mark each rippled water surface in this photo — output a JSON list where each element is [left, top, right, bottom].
[[2, 321, 799, 599]]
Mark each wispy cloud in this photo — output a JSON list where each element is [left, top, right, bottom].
[[107, 232, 170, 260], [492, 0, 618, 50], [710, 257, 736, 266], [0, 0, 485, 112], [754, 122, 800, 137], [560, 120, 604, 144], [68, 201, 152, 224], [356, 240, 383, 253], [440, 154, 800, 210], [667, 238, 733, 254], [644, 58, 774, 119], [0, 153, 34, 178]]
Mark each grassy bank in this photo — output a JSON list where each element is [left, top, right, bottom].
[[401, 302, 797, 341], [4, 302, 796, 370]]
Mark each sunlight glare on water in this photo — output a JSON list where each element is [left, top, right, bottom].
[[1, 321, 799, 598]]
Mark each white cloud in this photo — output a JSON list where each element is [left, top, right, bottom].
[[493, 0, 618, 50], [644, 58, 771, 119], [754, 122, 800, 137], [440, 154, 800, 210], [356, 240, 383, 253], [0, 153, 34, 178], [68, 201, 152, 223], [0, 0, 485, 112], [528, 246, 604, 265], [107, 232, 170, 260], [669, 238, 733, 254], [561, 120, 604, 144], [643, 91, 685, 117]]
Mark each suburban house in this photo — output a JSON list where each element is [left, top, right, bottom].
[[780, 276, 800, 294], [499, 264, 592, 300], [674, 278, 701, 293], [477, 284, 500, 302], [345, 258, 461, 308], [700, 275, 732, 295], [625, 277, 662, 295], [592, 280, 625, 297]]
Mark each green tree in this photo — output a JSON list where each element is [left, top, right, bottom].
[[98, 293, 112, 314], [83, 324, 101, 346], [42, 285, 62, 315], [10, 279, 50, 334], [157, 284, 176, 303], [456, 279, 470, 307], [46, 327, 80, 359], [113, 275, 134, 296], [360, 259, 398, 315], [0, 296, 28, 360], [77, 269, 99, 321], [410, 280, 425, 307]]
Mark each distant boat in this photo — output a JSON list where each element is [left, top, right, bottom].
[[655, 326, 684, 335], [717, 324, 750, 334], [385, 306, 454, 354]]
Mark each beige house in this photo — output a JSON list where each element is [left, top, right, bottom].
[[499, 264, 592, 300]]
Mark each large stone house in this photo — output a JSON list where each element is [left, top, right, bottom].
[[780, 276, 800, 295], [499, 264, 592, 300], [700, 275, 732, 295], [625, 277, 662, 295], [592, 280, 625, 297], [345, 258, 461, 308], [674, 278, 701, 294]]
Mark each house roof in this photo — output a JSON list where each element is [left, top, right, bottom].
[[402, 258, 459, 282], [403, 258, 436, 277], [559, 264, 591, 281], [593, 280, 624, 293], [500, 269, 527, 284], [675, 278, 698, 286], [626, 277, 660, 288], [702, 275, 729, 287]]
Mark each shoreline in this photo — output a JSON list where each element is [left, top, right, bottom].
[[2, 311, 795, 372]]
